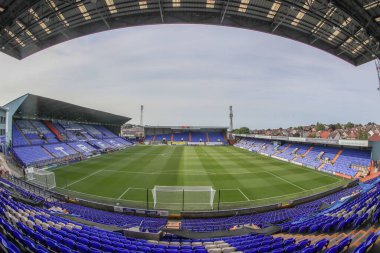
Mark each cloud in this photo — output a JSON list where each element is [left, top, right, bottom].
[[0, 25, 378, 129]]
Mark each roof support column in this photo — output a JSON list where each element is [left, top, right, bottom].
[[220, 0, 230, 24], [158, 0, 164, 23]]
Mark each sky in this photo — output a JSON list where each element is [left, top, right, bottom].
[[0, 24, 379, 129]]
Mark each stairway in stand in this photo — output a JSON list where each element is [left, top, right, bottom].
[[302, 147, 314, 157], [44, 120, 63, 140], [274, 144, 291, 156], [14, 121, 31, 145], [331, 149, 343, 163], [42, 146, 56, 159]]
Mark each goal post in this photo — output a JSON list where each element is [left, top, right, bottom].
[[151, 186, 216, 210], [26, 168, 56, 190]]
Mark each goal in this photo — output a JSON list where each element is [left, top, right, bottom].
[[151, 186, 216, 210], [26, 168, 56, 190]]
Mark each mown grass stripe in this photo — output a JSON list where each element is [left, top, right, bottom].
[[53, 145, 350, 208]]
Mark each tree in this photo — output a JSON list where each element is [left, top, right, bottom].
[[334, 123, 342, 129], [233, 127, 250, 134], [358, 129, 368, 140], [316, 122, 325, 131], [309, 133, 316, 138], [346, 122, 355, 129]]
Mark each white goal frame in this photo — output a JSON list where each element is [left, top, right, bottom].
[[26, 168, 56, 190], [151, 185, 216, 210]]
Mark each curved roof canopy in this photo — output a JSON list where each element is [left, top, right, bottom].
[[0, 0, 379, 65], [4, 94, 130, 126]]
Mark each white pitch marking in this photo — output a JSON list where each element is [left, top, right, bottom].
[[238, 189, 250, 201], [100, 169, 268, 176], [117, 187, 130, 200], [66, 169, 104, 187], [265, 171, 307, 191], [250, 180, 346, 202]]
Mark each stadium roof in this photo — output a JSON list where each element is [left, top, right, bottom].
[[3, 93, 130, 126], [0, 1, 379, 65]]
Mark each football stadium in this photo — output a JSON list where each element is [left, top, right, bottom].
[[1, 0, 380, 253]]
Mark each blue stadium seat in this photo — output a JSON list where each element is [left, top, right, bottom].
[[337, 237, 352, 251], [283, 238, 295, 247], [324, 245, 339, 253], [352, 244, 366, 253], [59, 245, 73, 253], [139, 246, 151, 253], [271, 242, 283, 251], [180, 249, 193, 253], [296, 239, 311, 251], [78, 238, 90, 245], [36, 244, 50, 253], [314, 239, 329, 252], [89, 249, 103, 253], [301, 246, 316, 253], [23, 237, 37, 252], [167, 249, 179, 253], [116, 248, 130, 253], [258, 245, 271, 253], [77, 243, 89, 253], [309, 224, 319, 233], [5, 241, 21, 253], [284, 244, 297, 253], [152, 248, 165, 253]]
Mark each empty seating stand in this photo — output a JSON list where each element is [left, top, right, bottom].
[[235, 138, 371, 178], [2, 177, 380, 253], [11, 119, 133, 168]]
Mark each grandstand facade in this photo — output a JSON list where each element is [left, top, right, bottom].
[[2, 94, 132, 169], [144, 126, 228, 145]]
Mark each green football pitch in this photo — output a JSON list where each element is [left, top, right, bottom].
[[53, 145, 349, 211]]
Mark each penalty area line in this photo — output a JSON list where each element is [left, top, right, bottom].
[[265, 171, 307, 191], [66, 169, 105, 187], [117, 187, 131, 200], [238, 189, 250, 201]]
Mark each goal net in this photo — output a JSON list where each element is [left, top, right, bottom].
[[152, 186, 216, 210], [26, 168, 56, 190]]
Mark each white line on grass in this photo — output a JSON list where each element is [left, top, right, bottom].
[[102, 169, 218, 175], [251, 180, 345, 202], [117, 187, 130, 200], [238, 189, 250, 201], [265, 171, 307, 191], [305, 179, 345, 191], [54, 179, 345, 205], [101, 169, 267, 176], [66, 169, 104, 187]]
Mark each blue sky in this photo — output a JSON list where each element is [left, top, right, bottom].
[[0, 24, 378, 129]]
